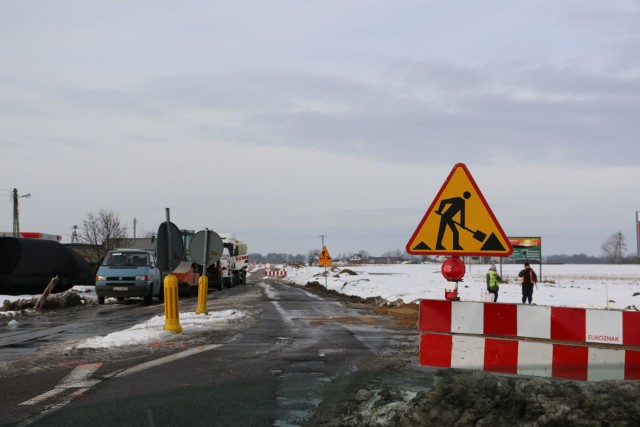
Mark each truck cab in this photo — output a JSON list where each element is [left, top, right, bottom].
[[95, 249, 162, 305], [219, 233, 249, 288]]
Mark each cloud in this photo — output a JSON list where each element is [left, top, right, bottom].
[[1, 1, 639, 257]]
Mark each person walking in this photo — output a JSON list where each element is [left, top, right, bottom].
[[486, 264, 501, 302], [519, 262, 537, 304]]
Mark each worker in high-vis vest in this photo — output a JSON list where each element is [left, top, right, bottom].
[[486, 264, 501, 302], [519, 262, 538, 304]]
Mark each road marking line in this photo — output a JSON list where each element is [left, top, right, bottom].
[[40, 387, 89, 414], [115, 343, 223, 378], [20, 363, 102, 406], [19, 388, 65, 406]]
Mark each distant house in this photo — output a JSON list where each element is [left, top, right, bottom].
[[65, 243, 103, 271], [123, 237, 156, 251], [367, 256, 404, 264], [66, 237, 156, 269], [348, 254, 363, 263], [461, 256, 493, 264]]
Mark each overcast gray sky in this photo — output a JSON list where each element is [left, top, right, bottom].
[[1, 1, 639, 257]]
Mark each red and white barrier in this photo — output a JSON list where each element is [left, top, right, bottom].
[[419, 299, 640, 347], [418, 299, 640, 381], [420, 333, 640, 382], [265, 269, 287, 277]]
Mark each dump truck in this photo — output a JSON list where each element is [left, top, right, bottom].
[[219, 233, 249, 288]]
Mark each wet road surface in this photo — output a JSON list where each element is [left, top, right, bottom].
[[0, 276, 424, 426]]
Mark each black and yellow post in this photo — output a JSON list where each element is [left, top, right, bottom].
[[196, 274, 209, 315], [162, 208, 182, 333], [163, 273, 182, 333], [195, 228, 211, 315]]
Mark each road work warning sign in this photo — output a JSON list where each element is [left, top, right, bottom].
[[406, 163, 513, 256], [319, 246, 332, 266]]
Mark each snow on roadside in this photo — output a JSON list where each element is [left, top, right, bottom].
[[282, 263, 640, 310], [70, 310, 246, 349]]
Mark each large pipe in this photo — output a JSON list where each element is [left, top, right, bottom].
[[0, 238, 92, 295]]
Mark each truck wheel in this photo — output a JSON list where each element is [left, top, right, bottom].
[[98, 295, 105, 305], [158, 284, 164, 302], [144, 291, 152, 306]]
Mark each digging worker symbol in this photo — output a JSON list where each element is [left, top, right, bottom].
[[435, 191, 471, 250]]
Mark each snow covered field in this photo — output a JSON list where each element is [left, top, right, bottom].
[[282, 263, 640, 311]]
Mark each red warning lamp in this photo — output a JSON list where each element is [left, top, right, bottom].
[[441, 256, 465, 282]]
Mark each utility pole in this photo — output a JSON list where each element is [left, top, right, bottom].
[[133, 218, 137, 239], [12, 189, 18, 237], [637, 211, 640, 259], [319, 234, 327, 289], [12, 188, 31, 238], [617, 231, 624, 263]]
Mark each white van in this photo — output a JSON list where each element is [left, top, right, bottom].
[[95, 249, 162, 305]]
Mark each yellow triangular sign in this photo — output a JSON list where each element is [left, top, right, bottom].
[[319, 246, 332, 266], [406, 163, 513, 256]]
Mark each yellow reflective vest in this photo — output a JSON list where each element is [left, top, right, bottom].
[[487, 271, 500, 289]]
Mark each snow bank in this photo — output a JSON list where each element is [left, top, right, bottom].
[[71, 310, 246, 349], [283, 263, 640, 310]]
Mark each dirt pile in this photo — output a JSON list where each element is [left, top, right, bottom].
[[372, 303, 418, 328], [304, 280, 419, 327], [305, 280, 387, 307], [2, 290, 85, 312], [335, 268, 359, 276], [331, 370, 640, 426]]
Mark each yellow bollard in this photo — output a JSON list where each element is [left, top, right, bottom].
[[163, 274, 182, 333], [196, 274, 209, 315]]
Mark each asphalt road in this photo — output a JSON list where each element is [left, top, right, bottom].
[[0, 274, 425, 426], [0, 296, 171, 362]]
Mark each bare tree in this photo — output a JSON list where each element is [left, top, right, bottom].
[[381, 249, 403, 258], [601, 231, 626, 264], [79, 208, 129, 262], [307, 248, 320, 265]]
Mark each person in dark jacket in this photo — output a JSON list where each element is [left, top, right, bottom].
[[518, 262, 537, 304]]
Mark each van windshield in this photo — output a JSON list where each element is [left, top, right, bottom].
[[102, 252, 149, 267]]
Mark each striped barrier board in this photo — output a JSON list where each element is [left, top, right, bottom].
[[418, 299, 640, 381], [419, 299, 640, 346], [265, 269, 287, 277], [420, 333, 640, 382]]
